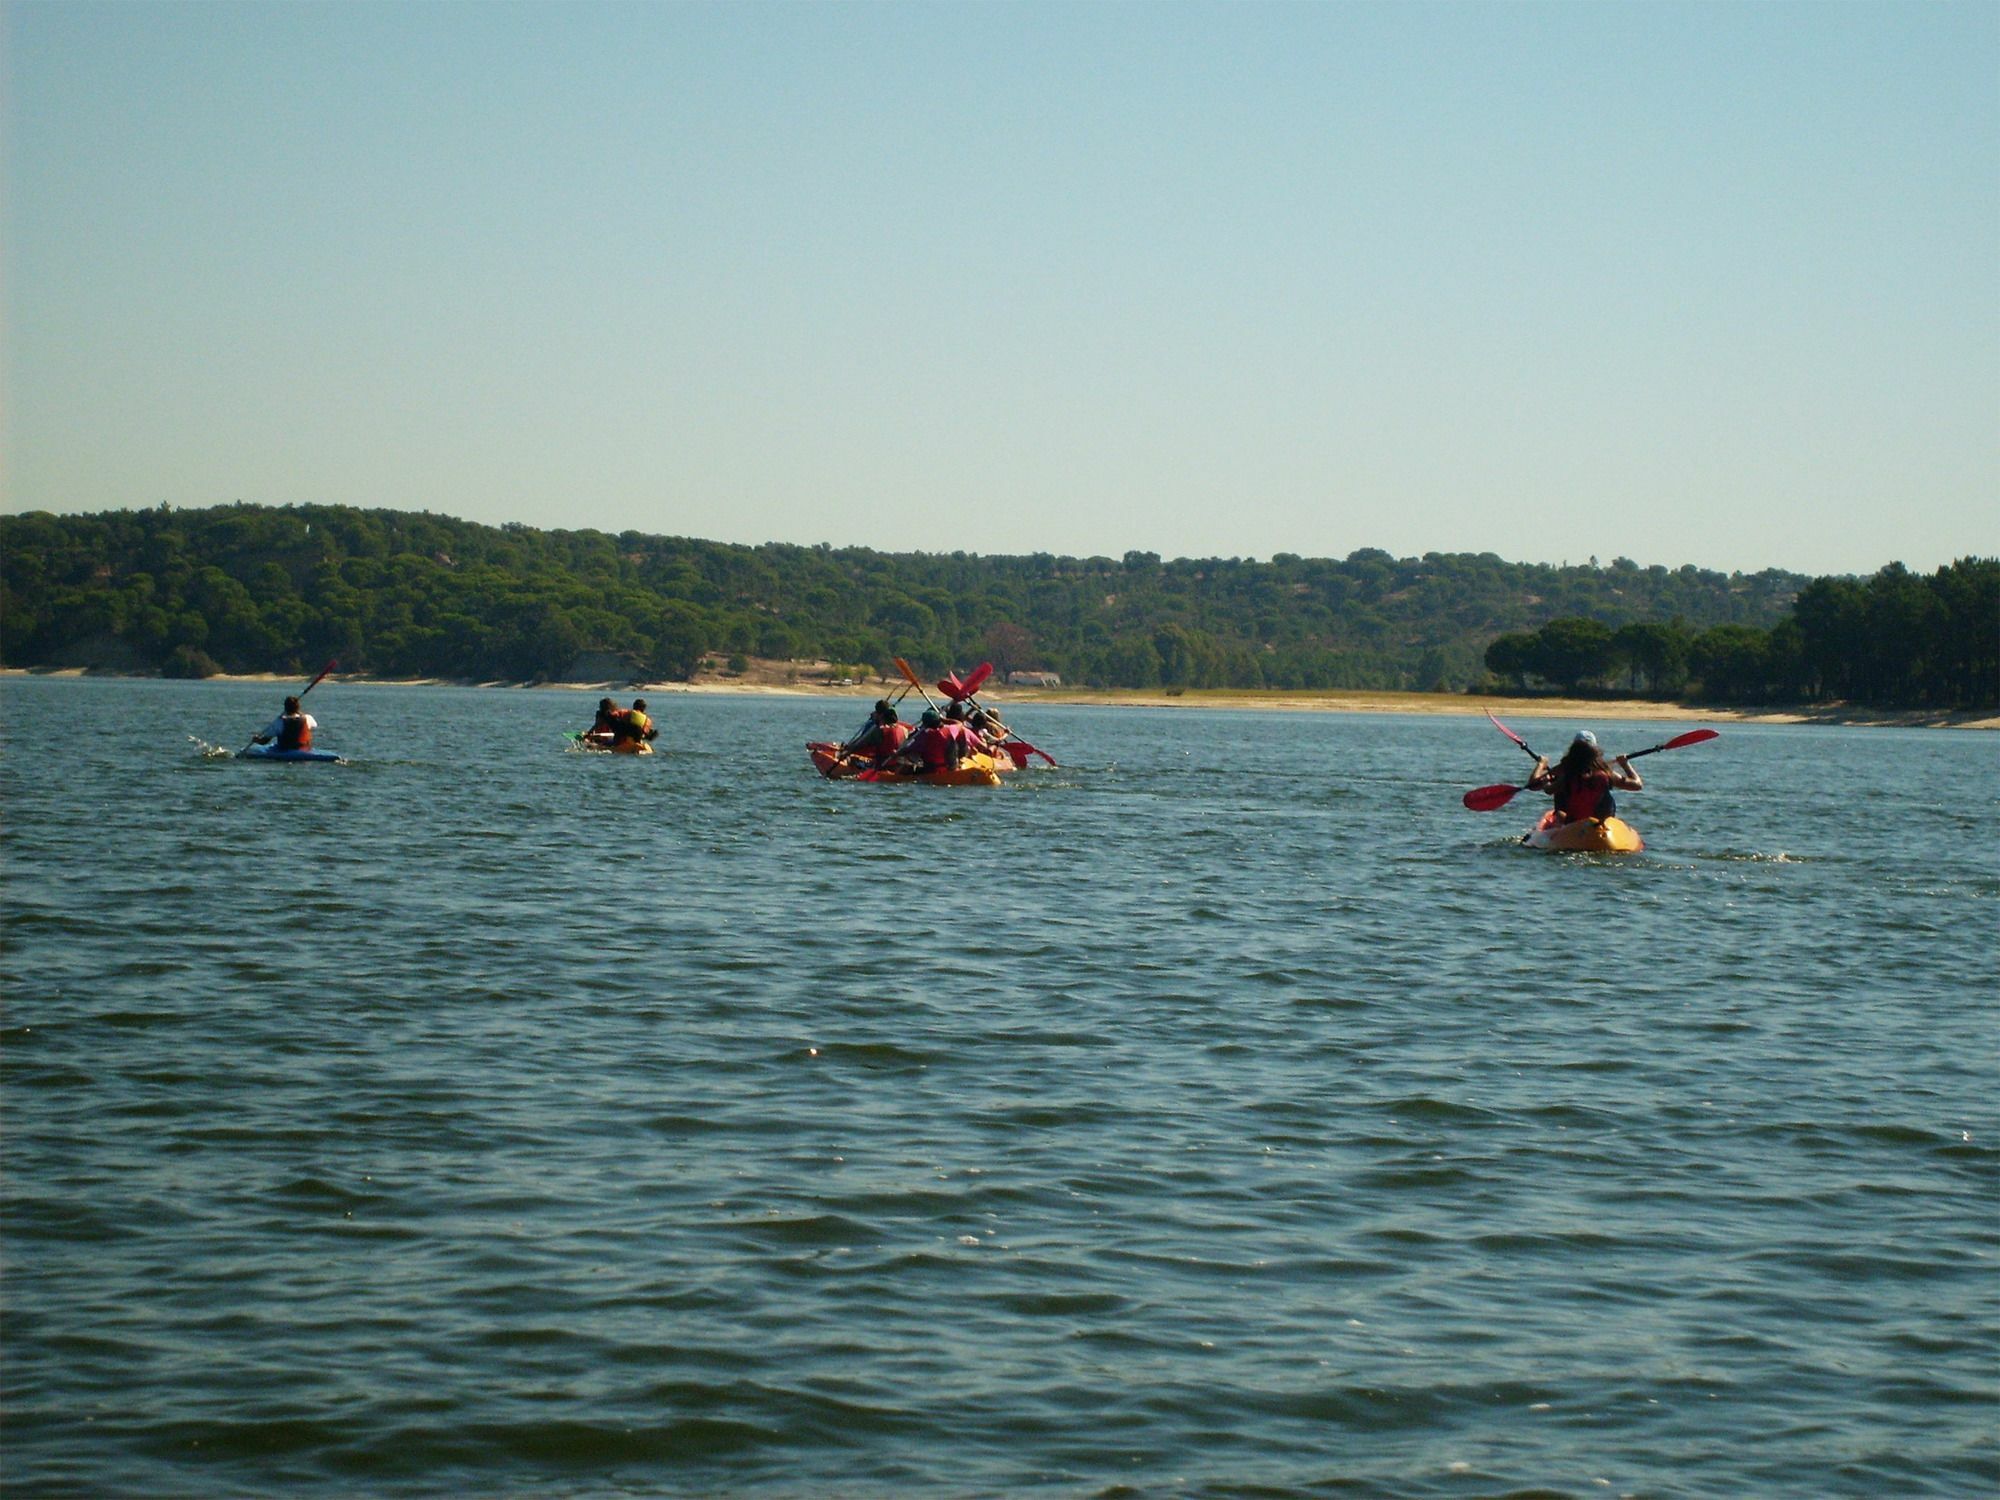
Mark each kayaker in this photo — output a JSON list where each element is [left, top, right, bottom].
[[1528, 731, 1642, 823], [582, 697, 621, 745], [969, 704, 1010, 750], [251, 695, 317, 752], [611, 698, 658, 746], [897, 708, 978, 773], [844, 700, 908, 765]]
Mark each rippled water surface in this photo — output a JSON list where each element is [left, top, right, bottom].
[[4, 677, 1996, 1497]]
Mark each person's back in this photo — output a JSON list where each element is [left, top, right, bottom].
[[854, 718, 907, 758], [1532, 732, 1639, 822], [909, 710, 957, 770], [620, 699, 656, 743], [257, 695, 316, 751]]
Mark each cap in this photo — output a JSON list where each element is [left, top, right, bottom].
[[921, 709, 942, 727], [1573, 730, 1598, 747]]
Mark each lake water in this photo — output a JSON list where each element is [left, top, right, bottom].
[[3, 676, 1995, 1498]]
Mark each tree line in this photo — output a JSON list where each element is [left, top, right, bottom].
[[2, 503, 1989, 708], [1483, 559, 1997, 710]]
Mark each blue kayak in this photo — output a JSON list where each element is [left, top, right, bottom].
[[240, 745, 341, 763]]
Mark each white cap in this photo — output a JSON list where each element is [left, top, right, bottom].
[[1573, 730, 1598, 746]]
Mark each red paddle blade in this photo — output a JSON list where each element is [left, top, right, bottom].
[[1463, 783, 1524, 811], [1486, 710, 1528, 748], [960, 662, 993, 696], [1002, 741, 1031, 769], [939, 672, 966, 699], [1662, 729, 1719, 751]]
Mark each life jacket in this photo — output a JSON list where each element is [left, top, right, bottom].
[[624, 710, 652, 740], [869, 722, 908, 757], [1555, 768, 1612, 822], [912, 726, 951, 769], [278, 713, 312, 751]]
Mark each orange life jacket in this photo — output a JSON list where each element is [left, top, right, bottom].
[[278, 713, 312, 751]]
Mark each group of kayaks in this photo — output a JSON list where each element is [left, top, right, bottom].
[[805, 659, 1050, 787], [232, 660, 1718, 856]]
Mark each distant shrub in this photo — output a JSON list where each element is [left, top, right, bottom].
[[162, 646, 222, 679]]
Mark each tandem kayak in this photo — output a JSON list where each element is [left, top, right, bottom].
[[1524, 811, 1644, 853], [805, 741, 1001, 786], [240, 745, 341, 763]]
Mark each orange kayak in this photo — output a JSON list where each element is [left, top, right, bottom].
[[806, 741, 1001, 786], [1524, 811, 1644, 852]]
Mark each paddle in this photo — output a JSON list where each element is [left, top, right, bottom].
[[1462, 728, 1719, 810], [964, 685, 1057, 767], [1486, 709, 1539, 762], [928, 659, 1056, 767], [832, 680, 917, 767], [241, 657, 337, 754], [1622, 728, 1719, 760], [894, 657, 942, 714], [939, 662, 993, 701]]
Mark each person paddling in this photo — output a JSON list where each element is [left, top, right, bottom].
[[1528, 731, 1641, 824], [615, 698, 658, 746], [843, 700, 907, 768], [251, 695, 318, 753], [581, 697, 622, 745], [895, 707, 982, 774]]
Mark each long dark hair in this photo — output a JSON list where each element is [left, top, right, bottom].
[[1555, 739, 1607, 783]]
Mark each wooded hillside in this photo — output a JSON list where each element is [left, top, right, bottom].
[[4, 503, 1988, 708]]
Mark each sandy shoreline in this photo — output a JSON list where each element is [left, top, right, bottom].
[[6, 666, 1992, 729]]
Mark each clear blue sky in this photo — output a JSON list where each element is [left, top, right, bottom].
[[5, 0, 1994, 577]]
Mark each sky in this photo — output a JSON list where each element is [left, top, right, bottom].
[[4, 0, 1995, 578]]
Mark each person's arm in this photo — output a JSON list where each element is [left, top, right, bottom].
[[1611, 755, 1642, 791], [1526, 755, 1553, 790]]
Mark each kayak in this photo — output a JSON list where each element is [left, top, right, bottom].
[[804, 744, 1016, 788], [240, 745, 341, 763], [807, 740, 874, 779], [574, 735, 654, 755], [805, 741, 1001, 786], [1524, 811, 1644, 853]]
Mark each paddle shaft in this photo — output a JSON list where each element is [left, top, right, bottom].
[[1622, 729, 1719, 761], [893, 657, 943, 715]]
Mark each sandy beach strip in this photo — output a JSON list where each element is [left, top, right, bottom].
[[8, 666, 1992, 729]]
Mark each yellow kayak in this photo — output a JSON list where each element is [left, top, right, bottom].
[[574, 734, 654, 755], [1524, 811, 1644, 853], [806, 741, 1002, 785]]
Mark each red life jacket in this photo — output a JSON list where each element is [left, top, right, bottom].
[[1556, 768, 1611, 821], [874, 722, 908, 756], [278, 713, 312, 751], [913, 726, 950, 769]]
